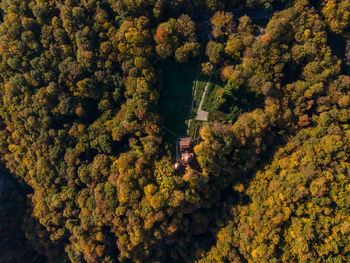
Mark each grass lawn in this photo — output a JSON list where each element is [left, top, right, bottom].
[[159, 59, 198, 136], [192, 74, 207, 117], [202, 76, 224, 113], [253, 18, 269, 28], [201, 76, 242, 123], [189, 119, 205, 142]]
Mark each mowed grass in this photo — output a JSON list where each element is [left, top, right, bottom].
[[188, 119, 204, 141], [202, 76, 224, 113], [192, 74, 207, 116], [202, 76, 241, 123], [159, 59, 198, 136]]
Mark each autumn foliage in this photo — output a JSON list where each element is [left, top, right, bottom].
[[0, 0, 349, 262]]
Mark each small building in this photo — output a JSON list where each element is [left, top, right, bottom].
[[176, 137, 195, 167], [181, 152, 195, 166], [179, 137, 192, 152]]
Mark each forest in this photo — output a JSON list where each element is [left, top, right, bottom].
[[0, 0, 349, 262]]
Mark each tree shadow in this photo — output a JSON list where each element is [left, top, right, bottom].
[[158, 59, 198, 137], [0, 170, 49, 263], [326, 31, 350, 75]]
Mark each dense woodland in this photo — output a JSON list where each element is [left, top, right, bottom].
[[0, 0, 350, 262]]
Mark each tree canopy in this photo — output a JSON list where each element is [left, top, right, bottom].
[[0, 0, 349, 262]]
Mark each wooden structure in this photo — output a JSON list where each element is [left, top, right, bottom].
[[181, 152, 195, 166], [178, 137, 194, 166], [179, 137, 192, 152]]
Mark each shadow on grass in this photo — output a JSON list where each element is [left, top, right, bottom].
[[202, 75, 264, 124], [159, 59, 198, 136]]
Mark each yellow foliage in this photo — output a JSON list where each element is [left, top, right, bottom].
[[304, 29, 311, 38], [144, 184, 157, 198], [130, 226, 143, 246]]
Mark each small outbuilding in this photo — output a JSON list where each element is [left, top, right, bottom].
[[181, 152, 195, 166], [179, 137, 192, 152], [175, 137, 195, 168]]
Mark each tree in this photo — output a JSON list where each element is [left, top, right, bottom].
[[225, 35, 244, 58], [174, 42, 200, 63], [321, 0, 350, 34], [205, 41, 224, 63], [211, 11, 234, 39], [201, 62, 214, 76], [154, 14, 199, 62]]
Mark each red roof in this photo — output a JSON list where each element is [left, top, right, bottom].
[[179, 137, 192, 152]]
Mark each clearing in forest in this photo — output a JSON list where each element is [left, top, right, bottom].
[[159, 59, 198, 136]]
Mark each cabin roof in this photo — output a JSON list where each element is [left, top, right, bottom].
[[179, 137, 192, 150]]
